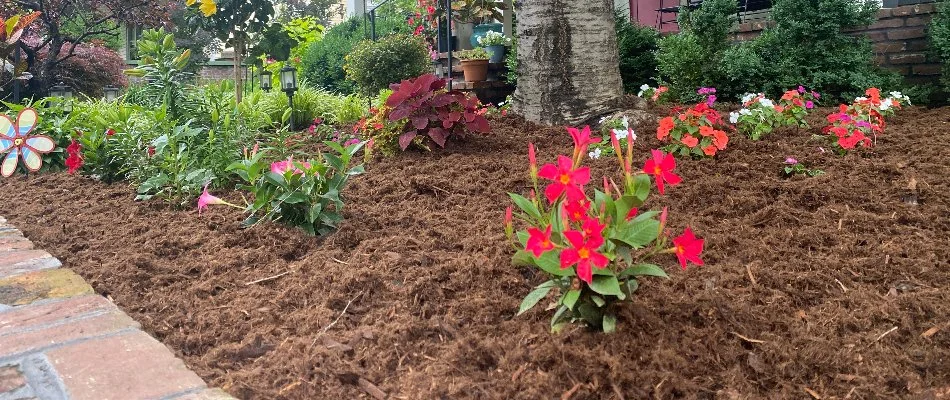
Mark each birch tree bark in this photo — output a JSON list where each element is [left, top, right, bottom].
[[512, 0, 623, 126]]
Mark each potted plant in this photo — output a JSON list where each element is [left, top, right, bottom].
[[477, 30, 510, 63], [456, 48, 490, 82], [451, 0, 506, 49]]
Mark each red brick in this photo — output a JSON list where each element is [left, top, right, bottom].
[[0, 307, 137, 357], [0, 295, 113, 336], [876, 9, 893, 18], [868, 18, 904, 30], [0, 268, 94, 306], [0, 365, 26, 393], [48, 331, 207, 400], [883, 65, 911, 75], [887, 27, 927, 40], [912, 64, 943, 75], [904, 16, 932, 26], [889, 53, 927, 64], [172, 389, 237, 399], [905, 39, 931, 51], [864, 31, 888, 42], [0, 250, 61, 278]]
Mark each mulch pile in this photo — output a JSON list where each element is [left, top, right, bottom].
[[2, 106, 948, 399]]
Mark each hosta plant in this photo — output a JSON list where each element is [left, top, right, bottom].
[[221, 141, 365, 235], [657, 102, 731, 157], [507, 126, 704, 333], [360, 73, 490, 153], [821, 88, 908, 152]]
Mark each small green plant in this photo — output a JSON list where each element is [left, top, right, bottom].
[[477, 30, 511, 47], [505, 35, 518, 85], [782, 157, 824, 177], [344, 34, 431, 97], [456, 47, 489, 60], [222, 141, 365, 235]]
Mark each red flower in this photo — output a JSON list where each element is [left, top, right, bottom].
[[538, 155, 590, 204], [105, 128, 116, 136], [673, 227, 704, 269], [625, 207, 639, 221], [712, 130, 729, 150], [657, 117, 675, 140], [147, 146, 156, 157], [526, 225, 555, 257], [642, 149, 681, 195], [681, 135, 698, 148], [528, 142, 537, 179], [580, 217, 606, 240], [567, 125, 600, 154], [702, 145, 717, 156], [65, 139, 83, 174], [563, 196, 590, 222], [560, 230, 609, 284]]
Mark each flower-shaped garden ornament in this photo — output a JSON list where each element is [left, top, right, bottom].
[[0, 108, 54, 177]]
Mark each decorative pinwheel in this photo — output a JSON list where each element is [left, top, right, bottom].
[[0, 108, 55, 177]]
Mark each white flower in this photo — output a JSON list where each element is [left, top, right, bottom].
[[729, 112, 740, 124], [588, 148, 602, 159], [880, 98, 893, 110], [889, 91, 903, 99], [759, 98, 774, 108], [741, 93, 755, 103], [739, 108, 752, 116], [599, 115, 609, 124], [621, 116, 629, 129], [855, 96, 868, 102], [613, 128, 628, 140]]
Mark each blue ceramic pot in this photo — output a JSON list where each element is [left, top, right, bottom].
[[485, 45, 506, 63], [471, 23, 504, 48]]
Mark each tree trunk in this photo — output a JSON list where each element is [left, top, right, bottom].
[[233, 34, 244, 104], [512, 0, 623, 126]]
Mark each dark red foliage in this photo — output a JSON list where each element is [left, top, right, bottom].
[[385, 74, 490, 150]]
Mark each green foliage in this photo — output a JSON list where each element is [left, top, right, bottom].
[[676, 0, 736, 53], [455, 47, 489, 60], [123, 29, 198, 120], [344, 34, 431, 97], [302, 15, 410, 94], [245, 83, 367, 128], [505, 35, 518, 85], [615, 10, 659, 93], [227, 142, 365, 235], [656, 0, 735, 101], [932, 0, 950, 94]]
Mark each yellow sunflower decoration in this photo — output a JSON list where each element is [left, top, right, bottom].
[[185, 0, 218, 16]]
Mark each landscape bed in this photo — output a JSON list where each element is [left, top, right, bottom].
[[2, 106, 949, 399]]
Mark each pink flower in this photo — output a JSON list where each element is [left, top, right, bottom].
[[785, 157, 798, 165], [805, 101, 814, 109], [271, 158, 311, 175], [198, 185, 226, 215], [798, 85, 806, 94]]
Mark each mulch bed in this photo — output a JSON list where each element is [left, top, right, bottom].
[[2, 106, 948, 399]]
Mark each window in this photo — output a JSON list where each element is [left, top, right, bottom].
[[125, 24, 144, 61]]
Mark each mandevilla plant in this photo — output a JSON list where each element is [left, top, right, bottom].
[[657, 102, 731, 157], [821, 88, 908, 152], [506, 126, 705, 333], [218, 141, 366, 236]]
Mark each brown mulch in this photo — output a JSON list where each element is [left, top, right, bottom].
[[2, 106, 949, 399]]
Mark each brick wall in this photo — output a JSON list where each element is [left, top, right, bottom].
[[198, 65, 234, 82], [730, 3, 942, 84]]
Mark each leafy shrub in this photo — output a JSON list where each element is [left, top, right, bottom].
[[248, 83, 367, 128], [225, 141, 365, 235], [358, 74, 490, 153], [729, 94, 782, 140], [123, 29, 199, 120], [615, 11, 660, 93], [344, 34, 431, 97], [505, 35, 518, 85], [932, 0, 950, 94], [51, 42, 128, 99], [656, 0, 735, 101], [507, 128, 704, 333], [302, 15, 409, 94]]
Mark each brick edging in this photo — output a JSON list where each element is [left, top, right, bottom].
[[0, 216, 234, 400]]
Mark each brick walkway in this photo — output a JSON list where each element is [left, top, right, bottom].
[[0, 216, 234, 400]]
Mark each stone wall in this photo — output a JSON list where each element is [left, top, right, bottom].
[[730, 3, 942, 85]]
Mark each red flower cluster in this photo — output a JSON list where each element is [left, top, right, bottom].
[[65, 139, 83, 174], [657, 102, 731, 157], [821, 88, 901, 151]]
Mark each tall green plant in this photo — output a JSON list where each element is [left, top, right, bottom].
[[656, 0, 735, 101], [615, 9, 659, 92], [344, 34, 431, 97], [932, 0, 950, 93], [124, 29, 195, 119]]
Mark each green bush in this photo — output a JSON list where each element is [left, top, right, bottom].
[[344, 34, 431, 97], [247, 83, 367, 128], [932, 0, 950, 94], [302, 15, 409, 94], [615, 10, 659, 93], [656, 0, 735, 101]]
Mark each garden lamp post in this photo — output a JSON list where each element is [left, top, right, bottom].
[[260, 70, 272, 92], [51, 82, 73, 113], [104, 86, 120, 101], [280, 65, 298, 131]]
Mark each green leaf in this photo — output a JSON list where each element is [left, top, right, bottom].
[[590, 275, 625, 299], [561, 289, 580, 310], [612, 218, 660, 248], [308, 203, 323, 223], [536, 251, 574, 277], [591, 295, 606, 307], [508, 193, 541, 221], [602, 313, 617, 333], [619, 263, 669, 279], [550, 305, 569, 332], [518, 281, 554, 315]]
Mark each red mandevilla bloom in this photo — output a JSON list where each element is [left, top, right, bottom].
[[65, 140, 83, 174], [538, 155, 590, 204], [643, 149, 681, 195], [563, 196, 590, 222], [673, 227, 704, 269], [567, 125, 600, 154], [526, 225, 555, 257], [560, 230, 609, 284]]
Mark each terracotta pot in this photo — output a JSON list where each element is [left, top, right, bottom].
[[460, 59, 489, 82]]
